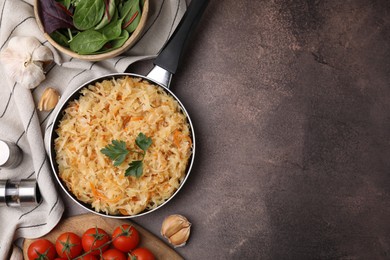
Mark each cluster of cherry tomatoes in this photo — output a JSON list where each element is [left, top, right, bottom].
[[27, 224, 155, 260]]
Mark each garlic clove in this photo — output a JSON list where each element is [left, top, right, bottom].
[[20, 62, 46, 89], [161, 214, 191, 247], [168, 225, 191, 248], [38, 87, 60, 111], [32, 45, 54, 63], [8, 36, 42, 53], [161, 214, 191, 238], [7, 37, 44, 63]]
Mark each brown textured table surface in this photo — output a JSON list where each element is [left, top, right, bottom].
[[64, 0, 390, 258]]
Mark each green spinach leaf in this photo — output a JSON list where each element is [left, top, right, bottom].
[[122, 0, 140, 33], [92, 30, 130, 54], [50, 30, 70, 47], [95, 0, 116, 30], [73, 0, 105, 30], [70, 30, 108, 54], [119, 0, 138, 18], [110, 30, 130, 49], [100, 19, 122, 41]]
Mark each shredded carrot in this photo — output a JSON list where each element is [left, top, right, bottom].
[[119, 209, 128, 215], [106, 195, 122, 203], [122, 116, 131, 129], [184, 136, 193, 146], [89, 182, 100, 198], [163, 183, 170, 191], [173, 130, 182, 147], [131, 196, 139, 202], [124, 116, 144, 131], [161, 159, 167, 169], [70, 103, 79, 112], [89, 182, 122, 203], [173, 130, 192, 147], [131, 116, 144, 121]]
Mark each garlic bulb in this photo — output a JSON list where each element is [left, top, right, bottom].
[[38, 87, 60, 111], [0, 36, 53, 89], [161, 214, 191, 247]]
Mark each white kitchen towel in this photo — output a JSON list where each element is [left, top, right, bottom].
[[0, 0, 186, 258]]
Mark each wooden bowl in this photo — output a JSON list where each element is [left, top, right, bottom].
[[34, 0, 149, 61]]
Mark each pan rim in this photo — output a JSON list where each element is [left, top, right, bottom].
[[48, 72, 196, 219]]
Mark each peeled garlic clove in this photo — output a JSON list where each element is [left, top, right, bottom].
[[161, 214, 191, 247], [38, 87, 60, 111]]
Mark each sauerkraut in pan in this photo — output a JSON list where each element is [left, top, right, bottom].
[[54, 76, 192, 215]]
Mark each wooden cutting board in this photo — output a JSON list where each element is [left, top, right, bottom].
[[23, 213, 183, 260]]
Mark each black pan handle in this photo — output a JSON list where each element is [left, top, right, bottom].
[[153, 0, 209, 74]]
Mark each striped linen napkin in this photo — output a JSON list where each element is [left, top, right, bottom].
[[0, 0, 186, 258]]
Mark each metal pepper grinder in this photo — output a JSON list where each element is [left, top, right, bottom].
[[0, 140, 23, 168], [0, 179, 41, 207], [0, 140, 41, 207]]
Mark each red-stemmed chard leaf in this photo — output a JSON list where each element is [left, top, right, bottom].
[[38, 0, 74, 34]]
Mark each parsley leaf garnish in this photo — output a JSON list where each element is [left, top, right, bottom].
[[100, 140, 129, 166], [101, 133, 152, 178], [136, 132, 152, 152], [125, 160, 143, 178], [125, 133, 152, 178]]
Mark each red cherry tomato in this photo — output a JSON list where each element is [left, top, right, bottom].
[[27, 239, 57, 260], [129, 247, 155, 260], [101, 248, 127, 260], [82, 227, 110, 255], [112, 224, 140, 252], [55, 232, 82, 258]]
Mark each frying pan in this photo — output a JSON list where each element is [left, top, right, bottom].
[[48, 0, 209, 218]]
